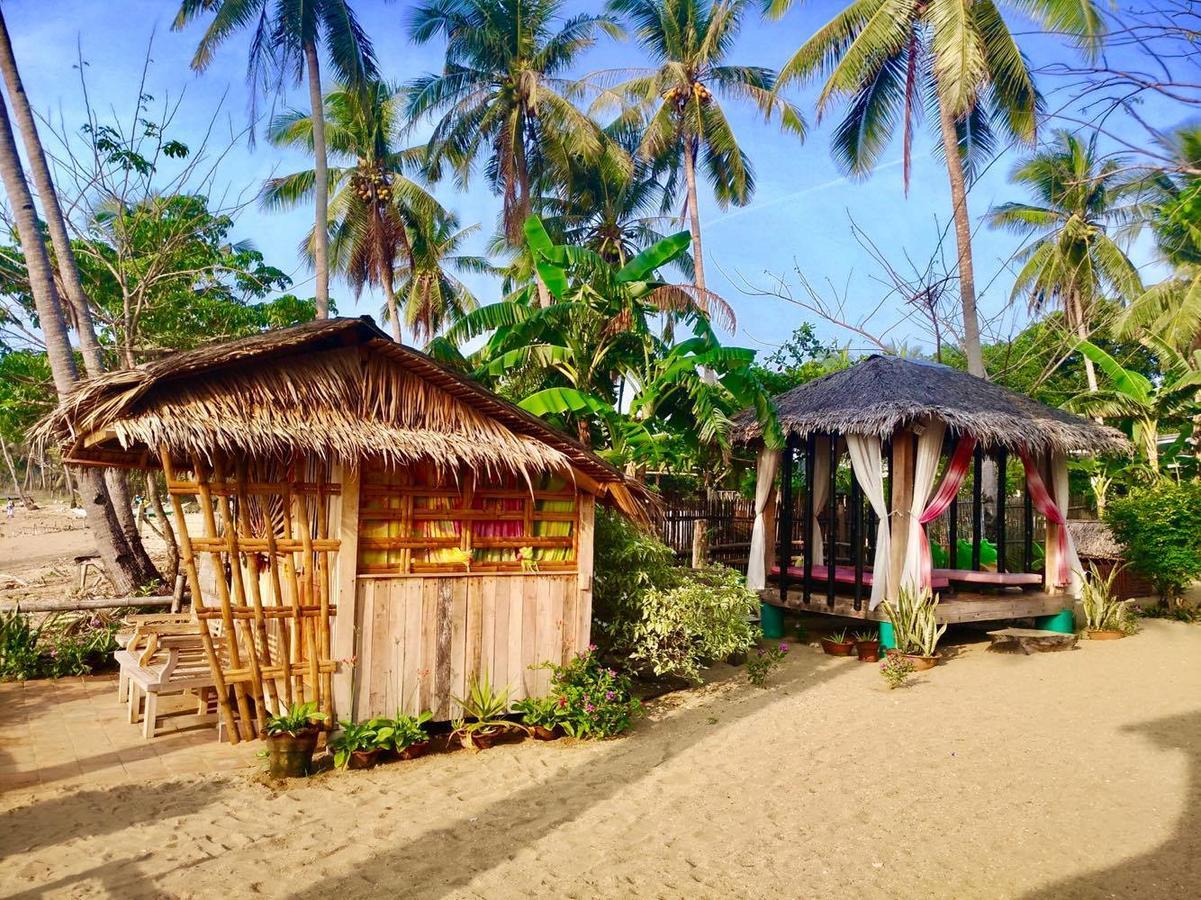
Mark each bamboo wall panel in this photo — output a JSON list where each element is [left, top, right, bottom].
[[163, 450, 341, 744], [352, 573, 582, 721]]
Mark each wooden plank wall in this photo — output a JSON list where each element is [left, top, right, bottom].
[[352, 573, 583, 721]]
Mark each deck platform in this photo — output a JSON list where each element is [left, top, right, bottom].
[[761, 587, 1068, 624]]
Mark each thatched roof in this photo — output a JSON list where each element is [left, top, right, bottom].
[[733, 354, 1130, 455], [1067, 520, 1122, 559], [37, 317, 652, 521]]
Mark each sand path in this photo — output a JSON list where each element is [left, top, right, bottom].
[[1, 619, 1199, 898]]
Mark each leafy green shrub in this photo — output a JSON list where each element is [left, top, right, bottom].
[[0, 611, 120, 680], [630, 565, 760, 682], [0, 610, 43, 680], [880, 654, 915, 689], [592, 506, 679, 648], [540, 648, 641, 739], [594, 508, 759, 681], [1106, 480, 1201, 601], [512, 695, 562, 729]]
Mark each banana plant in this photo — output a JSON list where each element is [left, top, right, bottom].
[[431, 216, 778, 468], [1071, 339, 1201, 475]]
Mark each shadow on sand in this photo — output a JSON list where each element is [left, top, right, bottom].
[[1024, 710, 1201, 898], [288, 649, 852, 900]]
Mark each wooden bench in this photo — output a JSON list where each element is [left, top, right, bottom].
[[117, 618, 221, 739]]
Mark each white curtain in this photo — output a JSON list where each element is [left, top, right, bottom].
[[746, 446, 779, 591], [846, 435, 890, 610], [901, 421, 947, 591], [810, 436, 833, 565], [1052, 450, 1084, 597]]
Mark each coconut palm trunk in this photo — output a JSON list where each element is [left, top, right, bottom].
[[1069, 289, 1099, 393], [936, 93, 985, 379], [682, 136, 707, 293], [382, 271, 402, 342], [0, 10, 104, 376], [0, 91, 150, 595], [305, 39, 332, 319], [1, 440, 34, 509], [0, 9, 159, 579]]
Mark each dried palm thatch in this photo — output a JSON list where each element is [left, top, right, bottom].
[[37, 317, 653, 521], [1068, 520, 1122, 560], [732, 355, 1130, 456]]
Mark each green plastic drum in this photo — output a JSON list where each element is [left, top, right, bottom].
[[1035, 607, 1075, 634], [760, 603, 785, 639], [879, 621, 896, 650]]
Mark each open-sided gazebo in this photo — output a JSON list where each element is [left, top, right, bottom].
[[732, 355, 1130, 639]]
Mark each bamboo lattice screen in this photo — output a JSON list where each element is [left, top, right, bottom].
[[357, 461, 578, 576], [162, 450, 340, 744]]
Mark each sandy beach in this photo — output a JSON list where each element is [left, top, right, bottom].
[[2, 613, 1199, 899]]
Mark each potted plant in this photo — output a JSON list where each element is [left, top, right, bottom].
[[451, 672, 523, 750], [262, 701, 328, 778], [384, 711, 434, 759], [1081, 563, 1134, 640], [853, 629, 881, 662], [329, 719, 383, 770], [513, 695, 563, 740], [882, 586, 947, 670], [820, 627, 855, 656]]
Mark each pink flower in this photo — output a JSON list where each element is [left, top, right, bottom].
[[585, 703, 595, 713], [779, 643, 789, 653], [604, 691, 615, 701]]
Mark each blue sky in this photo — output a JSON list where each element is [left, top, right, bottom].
[[3, 0, 1190, 359]]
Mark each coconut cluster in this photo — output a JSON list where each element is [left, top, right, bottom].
[[663, 81, 713, 109], [351, 167, 394, 204]]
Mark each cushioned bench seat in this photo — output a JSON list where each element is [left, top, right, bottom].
[[933, 569, 1043, 587], [770, 565, 950, 590]]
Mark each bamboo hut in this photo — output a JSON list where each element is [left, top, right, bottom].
[[38, 317, 651, 743], [732, 355, 1130, 636]]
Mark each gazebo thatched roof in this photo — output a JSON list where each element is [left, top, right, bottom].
[[733, 354, 1130, 455], [37, 316, 653, 521]]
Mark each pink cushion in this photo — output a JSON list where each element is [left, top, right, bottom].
[[770, 565, 951, 591], [933, 569, 1042, 586]]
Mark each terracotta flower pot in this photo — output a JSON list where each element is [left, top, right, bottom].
[[348, 748, 381, 770], [264, 729, 319, 778], [855, 640, 881, 662], [1088, 629, 1125, 641], [397, 741, 430, 760], [820, 638, 855, 657], [904, 653, 938, 671], [462, 727, 506, 750], [529, 724, 561, 741]]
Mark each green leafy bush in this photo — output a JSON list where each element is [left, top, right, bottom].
[[1106, 480, 1201, 601], [593, 508, 759, 681], [630, 565, 760, 682], [0, 611, 119, 680], [540, 648, 641, 739]]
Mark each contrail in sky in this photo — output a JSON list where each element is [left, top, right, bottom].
[[707, 156, 905, 228]]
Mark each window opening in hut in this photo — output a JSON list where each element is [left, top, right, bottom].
[[357, 461, 577, 575]]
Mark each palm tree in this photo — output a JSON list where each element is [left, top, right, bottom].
[[539, 119, 693, 277], [1071, 339, 1201, 475], [770, 0, 1104, 377], [263, 81, 447, 341], [989, 131, 1144, 392], [0, 88, 151, 594], [393, 214, 490, 344], [405, 0, 625, 249], [603, 0, 804, 293], [174, 0, 378, 319], [1119, 125, 1201, 356]]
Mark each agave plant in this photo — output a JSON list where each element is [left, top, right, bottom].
[[1080, 563, 1134, 634], [883, 586, 947, 658], [451, 672, 524, 749]]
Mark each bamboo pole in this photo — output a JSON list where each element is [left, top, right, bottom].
[[233, 459, 283, 711], [279, 473, 307, 704], [214, 457, 274, 726], [160, 450, 240, 744], [192, 454, 256, 741], [314, 462, 333, 724]]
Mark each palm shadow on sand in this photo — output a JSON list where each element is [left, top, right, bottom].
[[287, 650, 852, 900], [1023, 710, 1201, 898]]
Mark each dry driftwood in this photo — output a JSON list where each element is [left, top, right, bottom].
[[987, 627, 1079, 654]]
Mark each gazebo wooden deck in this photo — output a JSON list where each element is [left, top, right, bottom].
[[732, 356, 1131, 639]]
